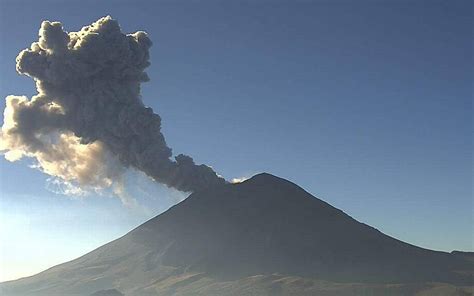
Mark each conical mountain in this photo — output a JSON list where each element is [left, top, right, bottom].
[[1, 173, 472, 296]]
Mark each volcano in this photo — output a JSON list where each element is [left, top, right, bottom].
[[1, 173, 472, 296]]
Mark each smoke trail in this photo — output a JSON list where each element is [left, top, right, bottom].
[[0, 16, 225, 196]]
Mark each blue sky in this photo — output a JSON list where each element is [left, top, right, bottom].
[[0, 0, 472, 281]]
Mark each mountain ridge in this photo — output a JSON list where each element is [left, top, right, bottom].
[[1, 173, 472, 296]]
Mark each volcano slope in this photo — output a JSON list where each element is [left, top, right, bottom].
[[1, 173, 472, 296]]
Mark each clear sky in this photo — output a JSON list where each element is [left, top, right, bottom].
[[0, 0, 472, 282]]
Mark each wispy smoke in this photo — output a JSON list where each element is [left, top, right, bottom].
[[230, 176, 250, 184], [1, 16, 225, 196]]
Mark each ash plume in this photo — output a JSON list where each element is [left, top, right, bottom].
[[0, 16, 225, 195]]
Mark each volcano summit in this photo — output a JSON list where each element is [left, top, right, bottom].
[[1, 173, 472, 296]]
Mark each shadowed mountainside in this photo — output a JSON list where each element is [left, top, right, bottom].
[[1, 173, 472, 296], [89, 289, 124, 296]]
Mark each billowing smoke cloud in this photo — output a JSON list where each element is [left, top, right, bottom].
[[1, 16, 225, 196]]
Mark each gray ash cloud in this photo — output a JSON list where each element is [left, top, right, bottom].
[[1, 16, 225, 194]]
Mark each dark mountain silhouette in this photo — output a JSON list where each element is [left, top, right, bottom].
[[1, 173, 472, 296]]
